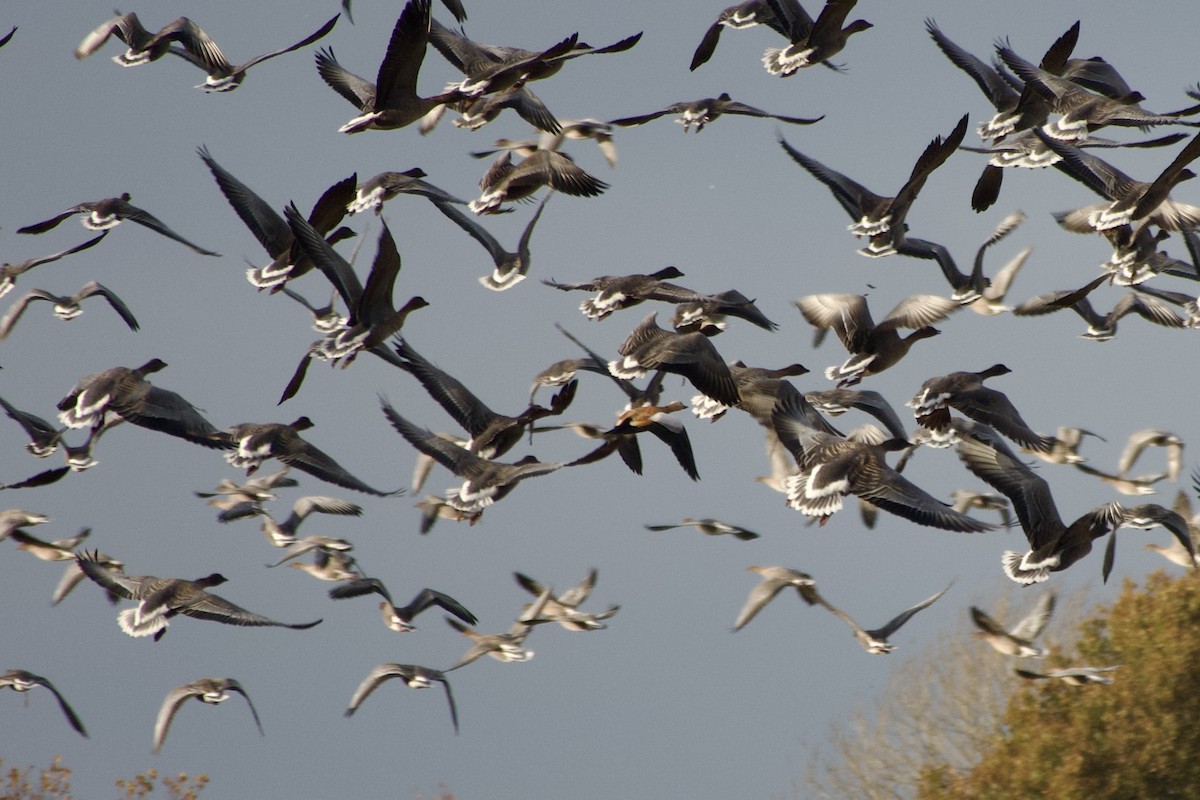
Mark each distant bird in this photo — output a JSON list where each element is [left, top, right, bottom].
[[544, 266, 714, 321], [0, 508, 51, 542], [514, 569, 619, 631], [18, 194, 219, 256], [315, 0, 468, 133], [1117, 429, 1183, 482], [1023, 426, 1102, 466], [528, 354, 610, 404], [218, 495, 363, 548], [167, 14, 339, 92], [672, 289, 778, 335], [779, 115, 967, 259], [431, 194, 551, 290], [732, 565, 815, 631], [469, 150, 608, 215], [1101, 502, 1196, 583], [0, 281, 138, 341], [328, 577, 477, 633], [445, 588, 551, 670], [224, 417, 400, 497], [346, 168, 464, 216], [1074, 463, 1167, 496], [1143, 490, 1200, 568], [195, 468, 299, 513], [0, 233, 107, 298], [415, 494, 482, 533], [429, 85, 563, 135], [799, 580, 951, 654], [644, 518, 761, 541], [10, 527, 91, 563], [970, 591, 1056, 657], [344, 664, 458, 733], [609, 313, 741, 407], [1, 670, 87, 737], [950, 490, 1012, 529], [75, 550, 322, 641], [1014, 666, 1119, 685], [427, 16, 641, 99], [380, 398, 566, 514], [74, 12, 195, 65], [610, 93, 822, 132], [153, 678, 262, 753], [467, 120, 617, 167], [761, 0, 873, 76], [795, 293, 959, 387], [281, 546, 362, 583], [56, 359, 230, 449], [907, 364, 1053, 452]]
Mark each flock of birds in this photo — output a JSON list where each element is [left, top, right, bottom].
[[3, 0, 1200, 791]]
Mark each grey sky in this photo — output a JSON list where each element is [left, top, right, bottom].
[[2, 1, 1198, 798]]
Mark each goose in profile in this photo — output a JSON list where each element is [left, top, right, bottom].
[[1, 670, 87, 737], [950, 490, 1012, 529], [528, 353, 610, 404], [1015, 666, 1119, 685], [795, 293, 959, 387], [10, 527, 91, 563], [427, 16, 641, 99], [672, 289, 778, 335], [0, 232, 107, 298], [732, 566, 814, 631], [0, 508, 51, 543], [0, 281, 138, 341], [328, 577, 477, 633], [445, 588, 552, 670], [1022, 426, 1102, 466], [690, 1, 789, 72], [610, 93, 822, 132], [1074, 463, 1167, 496], [970, 591, 1056, 657], [75, 550, 322, 641], [907, 364, 1053, 452], [167, 14, 338, 92], [153, 678, 262, 753], [282, 547, 363, 583], [1117, 429, 1183, 482], [195, 468, 299, 513], [18, 194, 219, 256], [393, 337, 576, 460], [431, 193, 551, 291], [798, 580, 951, 655], [468, 150, 607, 215], [514, 569, 619, 632], [779, 115, 967, 258], [198, 146, 355, 291], [380, 397, 566, 514], [74, 12, 195, 65], [610, 313, 741, 407], [761, 0, 873, 76], [1100, 502, 1196, 583], [56, 359, 230, 449], [415, 494, 482, 533], [344, 664, 458, 733], [954, 423, 1121, 584], [544, 266, 713, 321], [315, 0, 468, 133], [644, 518, 761, 541], [1143, 490, 1200, 568], [604, 401, 699, 481], [773, 393, 992, 532], [346, 169, 464, 216], [217, 495, 363, 548], [224, 417, 400, 497]]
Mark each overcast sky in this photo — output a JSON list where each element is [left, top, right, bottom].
[[3, 1, 1199, 798]]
